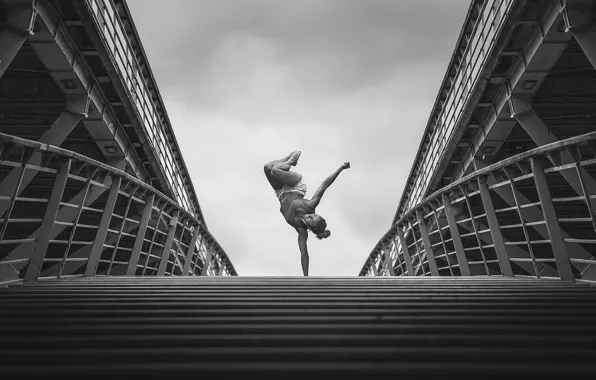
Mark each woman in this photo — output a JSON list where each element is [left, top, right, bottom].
[[264, 150, 350, 276]]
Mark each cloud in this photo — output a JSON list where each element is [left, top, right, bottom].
[[127, 0, 470, 275]]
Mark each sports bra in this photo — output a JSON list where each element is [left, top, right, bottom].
[[280, 194, 315, 225]]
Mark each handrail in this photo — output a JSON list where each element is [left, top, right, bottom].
[[395, 0, 519, 222], [82, 0, 203, 220], [361, 131, 596, 284], [0, 133, 236, 284]]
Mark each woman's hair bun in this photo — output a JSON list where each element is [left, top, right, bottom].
[[316, 230, 331, 240]]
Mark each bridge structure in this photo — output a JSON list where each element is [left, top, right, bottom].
[[1, 0, 596, 376], [0, 0, 236, 285], [360, 0, 596, 285]]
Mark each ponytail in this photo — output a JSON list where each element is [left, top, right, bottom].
[[316, 230, 331, 240]]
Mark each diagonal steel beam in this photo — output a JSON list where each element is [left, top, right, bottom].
[[0, 2, 36, 78], [459, 2, 570, 178], [33, 0, 148, 181], [509, 97, 596, 213], [0, 96, 89, 218], [563, 2, 596, 71]]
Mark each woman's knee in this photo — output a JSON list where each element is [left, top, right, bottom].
[[264, 162, 275, 173]]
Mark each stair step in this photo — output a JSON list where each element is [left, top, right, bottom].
[[3, 322, 595, 335], [2, 361, 594, 375], [1, 276, 595, 375]]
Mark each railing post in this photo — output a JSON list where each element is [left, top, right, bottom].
[[370, 257, 379, 276], [396, 225, 415, 276], [0, 148, 34, 239], [192, 232, 206, 275], [126, 193, 154, 276], [157, 210, 179, 276], [182, 224, 200, 275], [24, 158, 71, 282], [218, 258, 225, 276], [442, 193, 471, 276], [382, 240, 396, 276], [478, 176, 513, 276], [417, 210, 440, 276], [201, 240, 212, 276], [531, 157, 574, 281], [85, 176, 121, 277]]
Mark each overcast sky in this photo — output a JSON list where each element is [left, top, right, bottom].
[[127, 0, 471, 276]]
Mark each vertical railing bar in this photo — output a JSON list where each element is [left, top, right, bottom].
[[382, 241, 396, 276], [171, 220, 186, 275], [107, 183, 138, 276], [139, 202, 160, 275], [169, 217, 182, 275], [126, 193, 154, 275], [0, 148, 34, 241], [182, 224, 200, 276], [218, 258, 225, 276], [391, 241, 399, 276], [531, 157, 574, 281], [157, 210, 179, 276], [442, 192, 471, 276], [417, 209, 440, 276], [201, 239, 212, 276], [411, 225, 425, 276], [432, 205, 454, 276], [478, 175, 514, 277], [24, 158, 71, 282], [411, 223, 426, 276], [574, 161, 596, 235], [141, 201, 167, 275], [370, 257, 379, 276], [393, 239, 405, 276], [397, 225, 415, 276], [407, 226, 420, 275], [461, 183, 490, 275], [58, 166, 99, 278], [503, 167, 540, 278], [85, 176, 121, 277], [193, 232, 206, 275]]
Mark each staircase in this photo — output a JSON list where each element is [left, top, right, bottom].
[[1, 276, 596, 375]]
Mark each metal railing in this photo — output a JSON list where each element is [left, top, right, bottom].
[[399, 0, 516, 217], [85, 0, 197, 216], [361, 132, 596, 285], [0, 133, 236, 286]]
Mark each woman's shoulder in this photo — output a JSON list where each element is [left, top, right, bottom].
[[299, 198, 315, 213]]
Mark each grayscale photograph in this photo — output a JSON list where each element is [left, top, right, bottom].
[[1, 0, 595, 376]]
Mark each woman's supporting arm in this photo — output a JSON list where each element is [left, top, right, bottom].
[[297, 228, 309, 276]]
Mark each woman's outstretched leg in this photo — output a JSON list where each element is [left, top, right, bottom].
[[264, 151, 301, 190]]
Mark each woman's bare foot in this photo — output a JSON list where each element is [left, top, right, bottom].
[[288, 150, 302, 166]]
